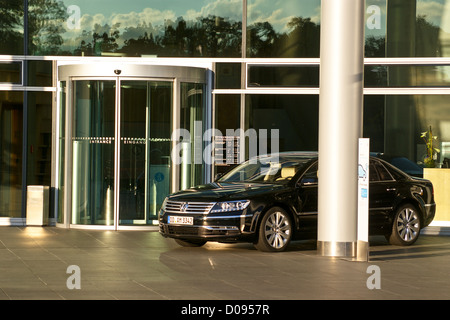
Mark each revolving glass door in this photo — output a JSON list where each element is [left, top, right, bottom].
[[70, 79, 172, 227], [57, 63, 208, 230]]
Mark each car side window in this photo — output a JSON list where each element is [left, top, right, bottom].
[[369, 163, 379, 182], [376, 162, 394, 181], [370, 160, 394, 182], [300, 162, 318, 185], [388, 167, 405, 180]]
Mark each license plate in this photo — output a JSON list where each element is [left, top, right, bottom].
[[168, 216, 193, 225]]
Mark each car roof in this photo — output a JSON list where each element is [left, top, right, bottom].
[[257, 151, 319, 159]]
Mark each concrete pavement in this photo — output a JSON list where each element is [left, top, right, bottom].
[[0, 226, 449, 301]]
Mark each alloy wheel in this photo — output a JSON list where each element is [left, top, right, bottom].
[[388, 204, 422, 246], [396, 207, 420, 242], [255, 207, 292, 252]]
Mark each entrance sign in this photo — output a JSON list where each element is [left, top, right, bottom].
[[357, 138, 370, 261]]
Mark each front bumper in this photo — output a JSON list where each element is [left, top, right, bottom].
[[159, 211, 255, 242]]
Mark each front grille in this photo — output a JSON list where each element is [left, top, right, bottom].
[[164, 200, 215, 215], [163, 225, 199, 236], [160, 224, 240, 237]]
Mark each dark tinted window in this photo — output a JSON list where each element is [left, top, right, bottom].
[[369, 163, 378, 182], [216, 63, 241, 89], [248, 65, 319, 87], [246, 94, 319, 152], [27, 60, 52, 86], [370, 160, 394, 182], [300, 162, 318, 184], [0, 62, 21, 84]]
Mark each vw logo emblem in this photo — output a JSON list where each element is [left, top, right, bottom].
[[180, 202, 189, 212]]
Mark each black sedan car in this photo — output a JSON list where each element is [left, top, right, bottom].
[[159, 152, 436, 252]]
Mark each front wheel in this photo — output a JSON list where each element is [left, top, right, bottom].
[[254, 207, 293, 252], [387, 204, 421, 246]]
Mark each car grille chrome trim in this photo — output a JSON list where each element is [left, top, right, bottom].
[[164, 200, 215, 214], [160, 224, 240, 236]]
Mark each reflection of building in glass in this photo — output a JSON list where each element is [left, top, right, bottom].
[[1, 0, 450, 228]]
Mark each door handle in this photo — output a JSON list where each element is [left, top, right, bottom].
[[386, 187, 396, 192]]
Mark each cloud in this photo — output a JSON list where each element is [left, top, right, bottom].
[[247, 0, 320, 32], [417, 0, 445, 26], [198, 0, 242, 21], [111, 8, 177, 29]]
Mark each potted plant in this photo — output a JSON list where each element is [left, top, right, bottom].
[[421, 126, 440, 168]]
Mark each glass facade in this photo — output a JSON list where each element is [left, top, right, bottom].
[[0, 91, 23, 218], [0, 1, 449, 57], [245, 95, 319, 152], [247, 0, 321, 58], [0, 0, 24, 55], [25, 0, 241, 57], [1, 0, 450, 226]]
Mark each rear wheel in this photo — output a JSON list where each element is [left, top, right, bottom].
[[175, 239, 207, 247], [387, 204, 421, 246], [255, 207, 292, 252]]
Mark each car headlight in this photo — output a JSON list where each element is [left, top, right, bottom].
[[210, 200, 250, 213]]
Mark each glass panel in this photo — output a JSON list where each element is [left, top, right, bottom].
[[364, 95, 450, 168], [365, 0, 386, 58], [363, 96, 384, 153], [214, 94, 240, 175], [27, 91, 52, 218], [27, 0, 67, 55], [48, 1, 242, 57], [215, 63, 241, 89], [119, 81, 147, 225], [71, 80, 115, 225], [58, 82, 66, 224], [416, 0, 450, 57], [0, 0, 24, 55], [248, 65, 319, 87], [365, 65, 450, 87], [119, 80, 172, 225], [0, 91, 23, 218], [245, 95, 319, 155], [247, 0, 321, 58], [27, 61, 52, 87], [215, 95, 240, 134], [366, 0, 450, 57], [179, 83, 205, 189], [0, 62, 22, 84]]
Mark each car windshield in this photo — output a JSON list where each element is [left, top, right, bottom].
[[219, 154, 314, 184]]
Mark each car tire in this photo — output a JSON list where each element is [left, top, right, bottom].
[[175, 239, 207, 247], [387, 204, 421, 246], [254, 207, 292, 252]]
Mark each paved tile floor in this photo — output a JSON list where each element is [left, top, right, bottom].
[[0, 226, 449, 300]]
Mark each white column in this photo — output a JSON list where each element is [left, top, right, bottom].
[[317, 0, 365, 257]]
